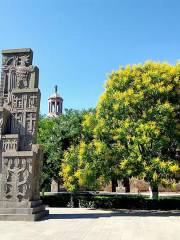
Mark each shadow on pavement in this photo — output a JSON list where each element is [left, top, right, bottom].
[[44, 209, 180, 220]]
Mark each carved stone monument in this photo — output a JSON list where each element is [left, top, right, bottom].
[[0, 48, 49, 221]]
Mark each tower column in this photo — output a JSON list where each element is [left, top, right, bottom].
[[55, 101, 57, 114]]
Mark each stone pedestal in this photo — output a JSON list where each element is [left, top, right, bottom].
[[51, 179, 59, 192], [116, 180, 126, 193], [0, 49, 49, 221], [116, 186, 126, 193]]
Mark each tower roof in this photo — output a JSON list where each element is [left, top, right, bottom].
[[48, 85, 62, 99], [48, 92, 61, 99]]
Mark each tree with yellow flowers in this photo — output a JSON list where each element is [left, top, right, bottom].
[[61, 112, 109, 192], [95, 61, 180, 199], [61, 61, 179, 200]]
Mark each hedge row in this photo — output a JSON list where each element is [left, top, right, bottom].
[[41, 193, 180, 210]]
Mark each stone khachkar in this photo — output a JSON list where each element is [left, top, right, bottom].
[[0, 48, 49, 221]]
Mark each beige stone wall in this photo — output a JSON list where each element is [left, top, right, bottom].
[[130, 177, 180, 192]]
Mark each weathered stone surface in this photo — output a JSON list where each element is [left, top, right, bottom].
[[0, 48, 48, 221]]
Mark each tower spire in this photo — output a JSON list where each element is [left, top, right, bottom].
[[48, 85, 63, 117], [55, 85, 58, 94]]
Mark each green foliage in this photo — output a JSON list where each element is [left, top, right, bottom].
[[38, 109, 93, 190]]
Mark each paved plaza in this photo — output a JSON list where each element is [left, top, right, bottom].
[[0, 208, 180, 240]]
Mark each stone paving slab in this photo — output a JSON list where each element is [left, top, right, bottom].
[[0, 208, 179, 240]]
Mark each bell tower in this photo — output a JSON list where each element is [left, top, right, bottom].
[[48, 85, 63, 117]]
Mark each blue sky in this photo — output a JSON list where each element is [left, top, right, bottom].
[[0, 0, 180, 114]]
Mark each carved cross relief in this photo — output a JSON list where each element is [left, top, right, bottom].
[[3, 157, 32, 201]]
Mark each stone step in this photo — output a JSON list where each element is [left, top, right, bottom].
[[0, 200, 43, 208], [0, 209, 49, 221], [0, 205, 45, 214], [29, 200, 43, 207]]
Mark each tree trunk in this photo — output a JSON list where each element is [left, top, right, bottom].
[[70, 193, 75, 208], [123, 178, 130, 193], [149, 184, 159, 200], [112, 178, 118, 192], [41, 188, 45, 197]]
